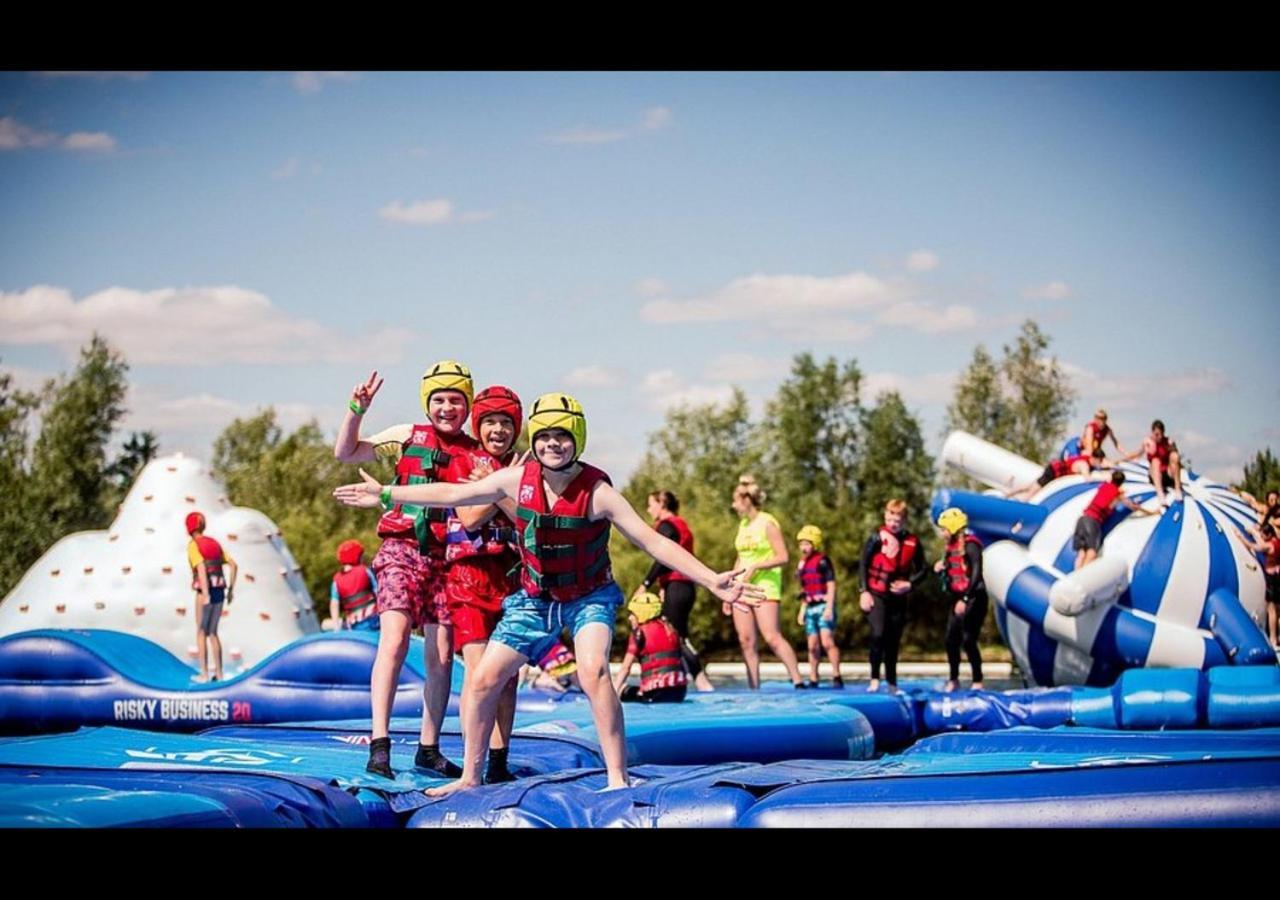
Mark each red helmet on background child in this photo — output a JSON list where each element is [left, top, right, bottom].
[[184, 512, 206, 534], [336, 539, 365, 566]]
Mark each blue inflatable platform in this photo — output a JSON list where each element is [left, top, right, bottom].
[[0, 629, 463, 734]]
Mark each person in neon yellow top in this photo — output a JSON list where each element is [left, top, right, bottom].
[[729, 475, 805, 689]]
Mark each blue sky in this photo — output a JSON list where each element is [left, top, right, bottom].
[[2, 71, 1276, 484]]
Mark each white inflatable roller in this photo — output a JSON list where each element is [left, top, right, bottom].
[[941, 431, 1043, 493], [1049, 555, 1129, 616]]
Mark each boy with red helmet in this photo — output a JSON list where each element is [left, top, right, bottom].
[[330, 539, 379, 632], [185, 511, 237, 683]]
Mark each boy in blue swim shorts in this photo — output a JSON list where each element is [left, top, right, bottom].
[[336, 392, 767, 795], [794, 525, 842, 688]]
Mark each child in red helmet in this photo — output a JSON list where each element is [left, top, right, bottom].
[[330, 540, 380, 632], [442, 385, 525, 783], [185, 512, 237, 683]]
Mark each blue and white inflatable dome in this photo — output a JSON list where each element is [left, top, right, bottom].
[[932, 431, 1272, 687]]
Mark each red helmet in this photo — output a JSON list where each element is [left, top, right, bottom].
[[471, 385, 523, 438], [336, 539, 365, 566], [184, 512, 206, 534]]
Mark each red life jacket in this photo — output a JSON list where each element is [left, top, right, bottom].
[[443, 448, 519, 565], [797, 552, 831, 603], [866, 528, 918, 594], [1084, 482, 1122, 523], [333, 565, 376, 623], [514, 461, 614, 602], [1265, 537, 1280, 574], [1146, 435, 1172, 466], [657, 515, 694, 586], [944, 534, 983, 596], [376, 425, 478, 550], [190, 535, 226, 591], [444, 509, 520, 565], [1083, 420, 1111, 449], [1052, 454, 1092, 479], [636, 619, 688, 692]]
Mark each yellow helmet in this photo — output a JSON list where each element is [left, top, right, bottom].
[[796, 524, 824, 549], [527, 392, 587, 462], [628, 592, 663, 624], [937, 507, 969, 536], [420, 360, 474, 418]]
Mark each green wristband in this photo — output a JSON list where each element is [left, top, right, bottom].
[[379, 486, 393, 511], [349, 399, 367, 416]]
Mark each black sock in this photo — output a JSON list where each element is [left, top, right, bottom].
[[485, 747, 515, 783], [415, 743, 463, 778], [366, 737, 393, 779]]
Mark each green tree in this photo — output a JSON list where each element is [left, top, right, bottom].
[[0, 369, 42, 596], [0, 337, 139, 597], [1234, 448, 1280, 505], [1000, 320, 1076, 462], [944, 319, 1076, 465], [212, 410, 391, 620], [30, 336, 130, 538]]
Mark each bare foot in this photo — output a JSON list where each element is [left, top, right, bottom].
[[868, 678, 880, 692], [192, 673, 209, 683], [943, 679, 960, 693], [425, 778, 482, 798], [971, 681, 984, 691]]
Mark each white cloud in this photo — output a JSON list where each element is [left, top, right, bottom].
[[545, 106, 674, 144], [378, 198, 490, 226], [60, 131, 116, 152], [272, 158, 300, 180], [292, 71, 360, 94], [0, 117, 117, 153], [703, 353, 790, 383], [641, 272, 894, 324], [0, 285, 414, 367], [380, 198, 452, 225], [640, 270, 978, 340], [0, 117, 57, 149], [38, 71, 149, 81], [862, 371, 957, 406], [640, 370, 736, 412], [640, 106, 673, 132], [563, 365, 628, 389], [875, 301, 978, 333], [634, 277, 669, 298], [545, 126, 628, 145], [1023, 281, 1071, 300], [1063, 362, 1231, 412], [906, 250, 939, 272]]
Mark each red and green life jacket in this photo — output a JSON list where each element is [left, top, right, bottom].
[[514, 460, 613, 602]]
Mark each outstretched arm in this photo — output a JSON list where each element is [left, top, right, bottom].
[[593, 483, 765, 607], [334, 466, 520, 510]]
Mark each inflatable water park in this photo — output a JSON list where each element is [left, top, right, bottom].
[[2, 444, 1279, 828]]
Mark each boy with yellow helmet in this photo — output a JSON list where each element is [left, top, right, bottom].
[[795, 525, 842, 689], [932, 507, 986, 692], [612, 592, 689, 703], [335, 391, 766, 795], [333, 361, 481, 780]]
